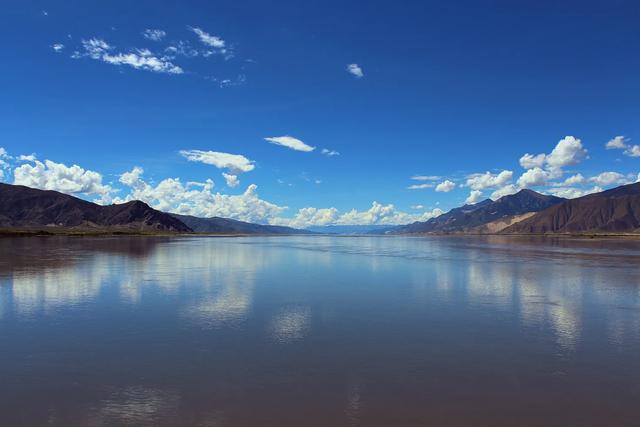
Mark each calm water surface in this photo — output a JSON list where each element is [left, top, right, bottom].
[[1, 235, 639, 426]]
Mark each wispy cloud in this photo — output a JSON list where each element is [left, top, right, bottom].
[[142, 29, 167, 41], [74, 38, 183, 74], [265, 136, 315, 152], [407, 183, 434, 190], [52, 43, 64, 52], [411, 175, 440, 181], [321, 148, 340, 156]]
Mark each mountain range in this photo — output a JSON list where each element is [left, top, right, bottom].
[[390, 189, 565, 234], [170, 213, 309, 235], [502, 182, 640, 234], [0, 183, 305, 234], [0, 183, 189, 232], [1, 181, 639, 235]]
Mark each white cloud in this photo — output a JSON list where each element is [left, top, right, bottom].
[[321, 148, 340, 156], [407, 183, 434, 190], [466, 170, 513, 190], [264, 136, 315, 152], [346, 63, 363, 78], [222, 173, 239, 188], [280, 202, 442, 228], [142, 29, 166, 41], [52, 43, 65, 52], [516, 167, 551, 188], [117, 167, 285, 223], [411, 175, 440, 181], [179, 149, 255, 173], [190, 27, 226, 49], [545, 136, 587, 174], [490, 184, 518, 200], [519, 136, 587, 179], [589, 171, 627, 186], [13, 159, 112, 196], [0, 147, 8, 158], [606, 136, 629, 150], [603, 135, 638, 157], [188, 26, 230, 57], [76, 38, 183, 74], [548, 186, 602, 199], [557, 173, 585, 186], [282, 207, 340, 228], [18, 154, 37, 162], [625, 145, 640, 157], [435, 180, 455, 192], [519, 153, 546, 169], [465, 190, 484, 205], [0, 169, 3, 181]]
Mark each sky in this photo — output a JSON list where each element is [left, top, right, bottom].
[[1, 0, 639, 227]]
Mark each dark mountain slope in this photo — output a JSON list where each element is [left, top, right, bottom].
[[171, 213, 311, 235], [391, 189, 565, 234], [502, 182, 640, 234], [0, 183, 190, 231]]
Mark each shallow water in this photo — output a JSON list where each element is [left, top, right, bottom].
[[0, 235, 639, 426]]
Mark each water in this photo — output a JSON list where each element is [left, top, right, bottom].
[[1, 235, 639, 426]]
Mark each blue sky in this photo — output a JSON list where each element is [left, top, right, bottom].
[[1, 1, 639, 227]]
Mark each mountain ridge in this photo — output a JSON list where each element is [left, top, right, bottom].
[[502, 182, 640, 234], [390, 189, 565, 234]]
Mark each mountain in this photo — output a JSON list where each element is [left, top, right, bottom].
[[170, 213, 311, 235], [305, 224, 391, 235], [0, 183, 191, 232], [502, 182, 640, 234], [390, 189, 565, 234]]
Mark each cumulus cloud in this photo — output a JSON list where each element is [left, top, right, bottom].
[[603, 135, 639, 156], [321, 148, 340, 156], [13, 159, 112, 196], [74, 38, 183, 74], [516, 167, 551, 188], [545, 136, 587, 174], [589, 171, 627, 186], [548, 186, 602, 199], [407, 183, 434, 190], [625, 145, 640, 157], [264, 136, 315, 152], [346, 63, 363, 78], [279, 202, 443, 228], [465, 190, 484, 205], [116, 167, 285, 223], [490, 184, 518, 200], [466, 170, 513, 190], [435, 180, 455, 192], [222, 172, 239, 188], [142, 29, 166, 41], [606, 136, 629, 150], [557, 173, 585, 186], [18, 154, 37, 162], [52, 43, 65, 52], [179, 149, 255, 173], [519, 136, 587, 178], [519, 153, 546, 169]]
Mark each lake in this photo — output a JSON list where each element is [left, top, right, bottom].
[[1, 235, 639, 426]]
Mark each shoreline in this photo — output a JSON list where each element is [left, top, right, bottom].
[[1, 228, 639, 239]]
